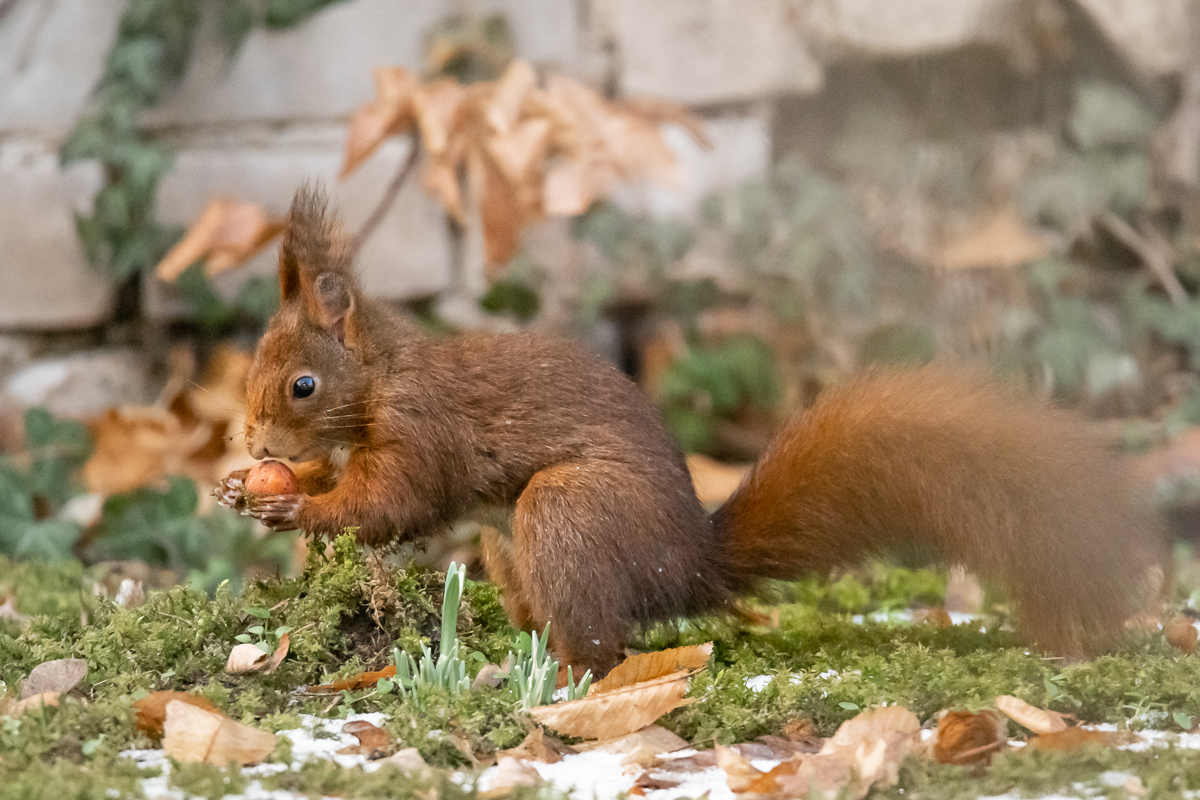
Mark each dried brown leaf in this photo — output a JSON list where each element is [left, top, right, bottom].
[[995, 695, 1069, 734], [1165, 615, 1198, 655], [576, 725, 688, 768], [225, 635, 288, 675], [341, 66, 419, 177], [422, 157, 465, 223], [486, 118, 551, 186], [933, 709, 1007, 765], [686, 454, 750, 506], [715, 743, 770, 793], [133, 691, 220, 739], [591, 643, 712, 695], [1026, 727, 1137, 752], [11, 691, 60, 716], [483, 756, 542, 797], [414, 79, 469, 157], [337, 719, 392, 757], [937, 206, 1050, 271], [822, 705, 921, 755], [530, 670, 693, 740], [156, 198, 284, 282], [487, 60, 537, 135], [21, 658, 87, 698], [306, 665, 396, 694], [499, 727, 575, 764], [162, 699, 277, 765]]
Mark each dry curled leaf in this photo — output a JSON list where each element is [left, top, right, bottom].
[[225, 633, 289, 675], [305, 664, 397, 694], [21, 658, 87, 699], [162, 699, 277, 765], [933, 709, 1007, 765], [337, 719, 392, 757], [134, 691, 220, 739], [1026, 727, 1138, 752], [1165, 614, 1198, 655], [156, 198, 284, 282], [10, 691, 61, 716], [499, 727, 576, 764], [995, 695, 1068, 734], [483, 756, 542, 797], [530, 670, 694, 740], [342, 66, 421, 177], [590, 643, 712, 694]]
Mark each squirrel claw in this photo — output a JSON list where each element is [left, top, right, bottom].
[[246, 493, 304, 531], [213, 473, 249, 511]]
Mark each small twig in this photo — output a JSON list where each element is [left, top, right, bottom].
[[1099, 211, 1188, 306], [154, 610, 192, 625], [349, 133, 422, 257]]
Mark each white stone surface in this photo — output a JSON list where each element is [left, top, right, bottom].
[[148, 126, 452, 319], [1073, 0, 1197, 76], [603, 0, 823, 105], [0, 0, 122, 136], [0, 139, 113, 330], [145, 0, 582, 128], [4, 348, 156, 418]]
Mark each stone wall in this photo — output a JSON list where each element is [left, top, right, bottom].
[[0, 0, 1196, 332]]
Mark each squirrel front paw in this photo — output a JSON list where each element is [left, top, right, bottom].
[[213, 470, 250, 511], [245, 493, 304, 531]]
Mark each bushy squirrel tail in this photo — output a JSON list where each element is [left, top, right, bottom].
[[710, 365, 1167, 657]]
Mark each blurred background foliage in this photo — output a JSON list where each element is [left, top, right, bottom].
[[7, 0, 1200, 597]]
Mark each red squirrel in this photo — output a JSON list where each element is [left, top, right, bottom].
[[216, 187, 1167, 676]]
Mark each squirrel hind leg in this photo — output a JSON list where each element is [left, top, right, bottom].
[[480, 524, 537, 631], [507, 460, 719, 678]]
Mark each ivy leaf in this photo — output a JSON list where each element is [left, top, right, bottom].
[[264, 0, 350, 28], [107, 37, 167, 102]]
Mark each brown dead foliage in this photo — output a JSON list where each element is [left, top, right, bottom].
[[133, 691, 220, 739]]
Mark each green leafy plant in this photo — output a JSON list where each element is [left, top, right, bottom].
[[0, 409, 92, 562], [235, 605, 293, 654], [391, 562, 473, 701], [61, 0, 351, 310], [500, 625, 592, 711]]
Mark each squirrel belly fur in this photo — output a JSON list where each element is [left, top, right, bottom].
[[218, 187, 1167, 676]]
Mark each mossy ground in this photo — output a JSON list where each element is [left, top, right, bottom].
[[3, 539, 1200, 799]]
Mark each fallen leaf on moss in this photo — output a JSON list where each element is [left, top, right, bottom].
[[933, 709, 1007, 765], [21, 658, 87, 698], [995, 695, 1068, 734], [306, 664, 397, 694], [1026, 727, 1138, 752], [225, 633, 289, 675], [499, 727, 576, 763], [383, 747, 431, 777], [577, 724, 688, 767], [162, 699, 276, 765], [133, 691, 220, 738], [1165, 615, 1198, 655], [9, 692, 61, 716], [531, 670, 694, 740], [590, 643, 712, 694], [337, 719, 392, 757], [483, 756, 541, 797], [914, 605, 953, 628]]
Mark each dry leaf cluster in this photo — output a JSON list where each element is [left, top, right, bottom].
[[161, 699, 277, 765], [342, 59, 707, 270], [83, 345, 255, 498], [154, 59, 707, 284], [529, 642, 712, 740], [225, 633, 290, 675]]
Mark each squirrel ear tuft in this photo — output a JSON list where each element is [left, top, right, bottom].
[[312, 271, 356, 348]]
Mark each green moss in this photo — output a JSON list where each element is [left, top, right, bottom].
[[0, 756, 151, 800]]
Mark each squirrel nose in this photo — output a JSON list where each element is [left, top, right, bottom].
[[251, 446, 271, 460]]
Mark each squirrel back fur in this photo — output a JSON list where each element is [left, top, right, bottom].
[[228, 187, 1167, 675]]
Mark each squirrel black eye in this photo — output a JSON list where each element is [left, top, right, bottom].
[[292, 375, 316, 399]]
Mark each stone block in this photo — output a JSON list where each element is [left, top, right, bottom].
[[148, 125, 452, 319], [1073, 0, 1195, 77], [0, 0, 122, 136], [802, 0, 1036, 59], [602, 0, 823, 105], [0, 139, 113, 330], [4, 348, 156, 419], [146, 0, 582, 128]]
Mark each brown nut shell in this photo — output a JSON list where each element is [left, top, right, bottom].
[[245, 460, 299, 495]]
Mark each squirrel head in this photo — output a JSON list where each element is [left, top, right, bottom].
[[243, 186, 370, 464]]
